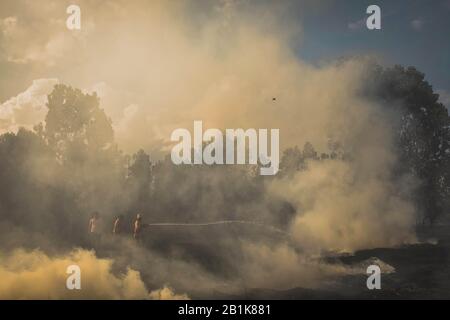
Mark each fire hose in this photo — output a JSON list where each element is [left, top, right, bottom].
[[144, 220, 288, 236]]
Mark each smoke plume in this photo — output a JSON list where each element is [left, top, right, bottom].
[[0, 0, 420, 298]]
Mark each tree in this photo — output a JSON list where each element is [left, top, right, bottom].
[[0, 129, 78, 244], [40, 84, 126, 219], [43, 84, 114, 161], [302, 142, 318, 160], [128, 149, 153, 208], [280, 146, 304, 175], [368, 65, 450, 224]]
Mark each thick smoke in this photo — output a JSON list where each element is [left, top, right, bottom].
[[0, 248, 153, 299], [0, 0, 420, 298], [271, 159, 417, 253]]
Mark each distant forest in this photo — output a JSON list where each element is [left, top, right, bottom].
[[0, 63, 449, 252]]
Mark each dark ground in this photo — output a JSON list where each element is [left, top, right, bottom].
[[204, 225, 450, 300]]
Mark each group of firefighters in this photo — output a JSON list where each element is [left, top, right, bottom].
[[88, 212, 148, 243]]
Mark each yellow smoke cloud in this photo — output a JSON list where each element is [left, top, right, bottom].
[[0, 248, 185, 299], [149, 286, 190, 300]]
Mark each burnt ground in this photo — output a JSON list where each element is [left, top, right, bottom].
[[203, 225, 450, 300]]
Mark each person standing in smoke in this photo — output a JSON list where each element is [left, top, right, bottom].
[[88, 211, 101, 248], [113, 215, 124, 235], [133, 213, 149, 241]]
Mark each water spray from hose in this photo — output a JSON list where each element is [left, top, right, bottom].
[[145, 220, 289, 236]]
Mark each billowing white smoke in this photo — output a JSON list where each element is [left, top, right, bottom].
[[271, 160, 417, 253], [0, 0, 419, 294]]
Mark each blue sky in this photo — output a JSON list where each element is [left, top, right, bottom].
[[289, 0, 450, 95]]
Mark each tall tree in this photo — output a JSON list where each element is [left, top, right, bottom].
[[44, 84, 114, 161], [128, 149, 153, 208], [368, 65, 450, 224]]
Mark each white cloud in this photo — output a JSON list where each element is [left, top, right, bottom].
[[348, 18, 365, 31], [410, 18, 424, 31], [0, 78, 58, 133]]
